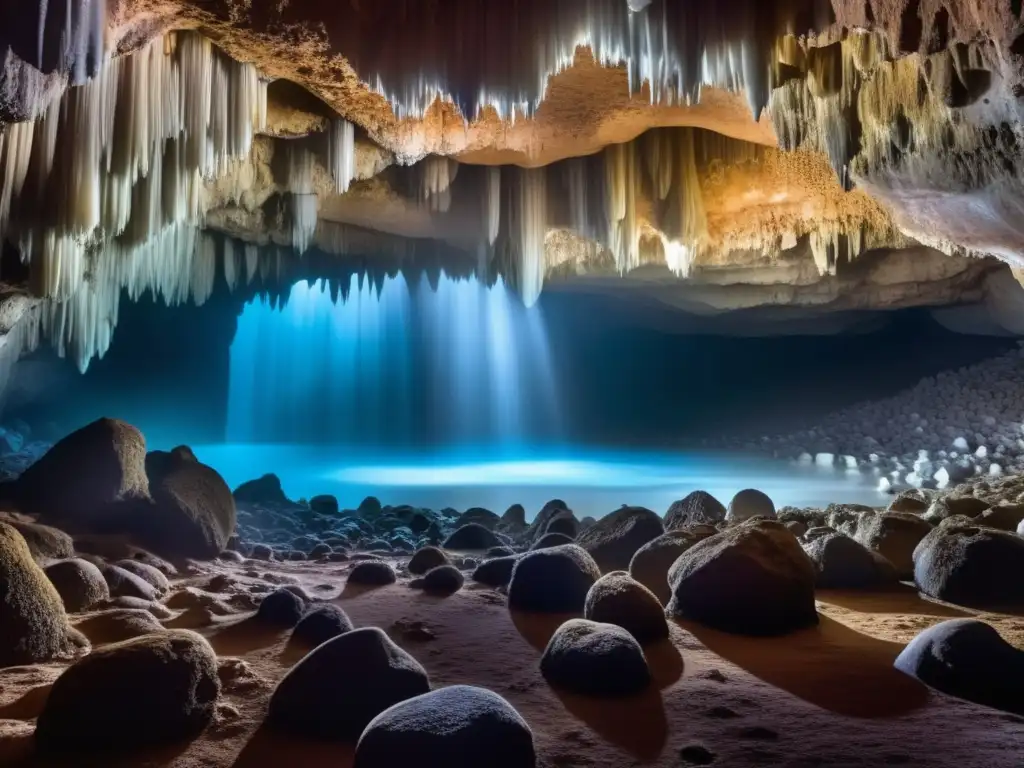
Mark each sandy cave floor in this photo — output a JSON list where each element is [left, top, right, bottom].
[[1, 554, 1023, 768]]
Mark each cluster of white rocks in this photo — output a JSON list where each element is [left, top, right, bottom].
[[724, 343, 1024, 493]]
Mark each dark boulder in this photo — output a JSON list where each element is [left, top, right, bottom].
[[250, 543, 275, 561], [545, 512, 579, 539], [914, 523, 1024, 608], [887, 491, 929, 514], [455, 507, 500, 529], [34, 630, 219, 754], [664, 491, 726, 530], [803, 532, 897, 589], [256, 588, 306, 627], [348, 560, 397, 586], [667, 519, 818, 635], [292, 604, 354, 646], [113, 559, 169, 594], [507, 545, 601, 613], [976, 504, 1024, 532], [925, 496, 990, 524], [45, 558, 110, 612], [233, 474, 288, 505], [530, 532, 575, 550], [267, 627, 430, 740], [894, 619, 1024, 715], [358, 496, 383, 518], [421, 565, 464, 594], [310, 494, 339, 515], [583, 571, 668, 643], [501, 504, 527, 530], [101, 564, 158, 601], [0, 522, 77, 666], [2, 518, 73, 561], [443, 523, 500, 550], [408, 546, 450, 575], [522, 500, 570, 542], [628, 529, 709, 605], [540, 619, 650, 696], [576, 506, 664, 573], [855, 512, 933, 579], [472, 555, 519, 588], [12, 418, 148, 526], [726, 489, 776, 523], [486, 546, 515, 558], [353, 685, 535, 768]]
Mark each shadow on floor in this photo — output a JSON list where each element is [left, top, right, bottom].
[[509, 610, 577, 652], [645, 638, 684, 689], [816, 583, 973, 618], [552, 684, 668, 761], [207, 616, 286, 657], [231, 725, 353, 768], [676, 613, 931, 718], [0, 684, 50, 719]]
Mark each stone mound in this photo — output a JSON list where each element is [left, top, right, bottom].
[[914, 523, 1024, 608], [472, 555, 519, 588], [540, 619, 650, 696], [100, 564, 158, 601], [267, 627, 430, 740], [354, 685, 535, 768], [34, 630, 220, 754], [545, 512, 579, 539], [113, 559, 169, 593], [45, 558, 109, 612], [576, 506, 664, 573], [256, 588, 306, 627], [726, 489, 776, 523], [628, 529, 709, 605], [583, 571, 668, 643], [443, 523, 500, 550], [667, 519, 818, 635], [421, 564, 464, 594], [854, 512, 933, 579], [530, 532, 575, 550], [2, 518, 73, 561], [803, 532, 897, 589], [293, 604, 355, 646], [665, 491, 727, 530], [408, 546, 450, 575], [507, 545, 601, 613], [348, 560, 397, 586]]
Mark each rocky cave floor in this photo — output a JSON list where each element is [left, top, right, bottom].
[[0, 405, 1024, 766]]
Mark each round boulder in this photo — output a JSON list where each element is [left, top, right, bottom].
[[34, 630, 219, 754], [0, 522, 76, 666], [854, 512, 933, 579], [256, 588, 306, 628], [292, 604, 354, 646], [408, 546, 450, 576], [894, 619, 1024, 715], [443, 523, 500, 550], [976, 504, 1024, 532], [2, 519, 73, 561], [530, 532, 575, 551], [584, 571, 668, 643], [545, 512, 579, 539], [45, 558, 110, 612], [11, 418, 149, 526], [914, 523, 1024, 608], [455, 507, 500, 530], [664, 491, 726, 530], [100, 565, 158, 601], [726, 489, 776, 523], [507, 545, 601, 613], [803, 532, 897, 589], [501, 504, 527, 530], [354, 685, 535, 768], [267, 627, 430, 740], [667, 519, 818, 635], [540, 619, 650, 696], [421, 565, 464, 595], [628, 530, 707, 605], [348, 561, 397, 586], [233, 474, 288, 505], [113, 560, 169, 594], [576, 506, 664, 573], [472, 555, 519, 588]]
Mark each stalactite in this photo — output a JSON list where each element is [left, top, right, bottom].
[[514, 167, 546, 307], [245, 243, 259, 283], [328, 118, 356, 194], [223, 236, 238, 290], [191, 232, 217, 305], [420, 156, 459, 212], [290, 194, 319, 254], [485, 166, 501, 245]]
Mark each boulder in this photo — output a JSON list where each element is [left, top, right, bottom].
[[34, 630, 220, 754], [421, 565, 464, 594], [667, 519, 818, 635], [455, 507, 500, 530], [540, 619, 650, 696], [583, 571, 668, 643], [485, 546, 515, 558], [894, 619, 1024, 715], [664, 491, 727, 530], [267, 627, 430, 740], [113, 560, 169, 594], [803, 532, 897, 589], [925, 496, 990, 523], [887, 491, 929, 514], [310, 494, 339, 515], [75, 608, 164, 643], [976, 504, 1024, 532], [45, 558, 110, 612], [0, 522, 77, 666], [576, 506, 664, 573], [443, 523, 500, 550], [726, 489, 776, 523], [100, 565, 158, 601], [256, 588, 306, 627], [854, 512, 934, 579], [501, 504, 527, 530], [12, 418, 149, 526], [523, 500, 570, 542], [408, 546, 450, 575], [1, 518, 73, 560], [139, 454, 236, 559], [358, 497, 383, 517], [914, 523, 1024, 608], [292, 604, 354, 646], [530, 532, 575, 550], [628, 529, 708, 605], [545, 512, 579, 539], [472, 555, 519, 588], [354, 685, 535, 768], [348, 561, 397, 586], [507, 545, 601, 613]]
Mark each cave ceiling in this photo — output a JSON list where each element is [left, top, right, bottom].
[[0, 0, 1022, 369]]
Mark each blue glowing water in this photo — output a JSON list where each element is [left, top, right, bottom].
[[191, 443, 884, 519], [226, 274, 560, 447]]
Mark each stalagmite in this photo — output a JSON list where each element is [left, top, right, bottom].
[[328, 118, 356, 194]]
